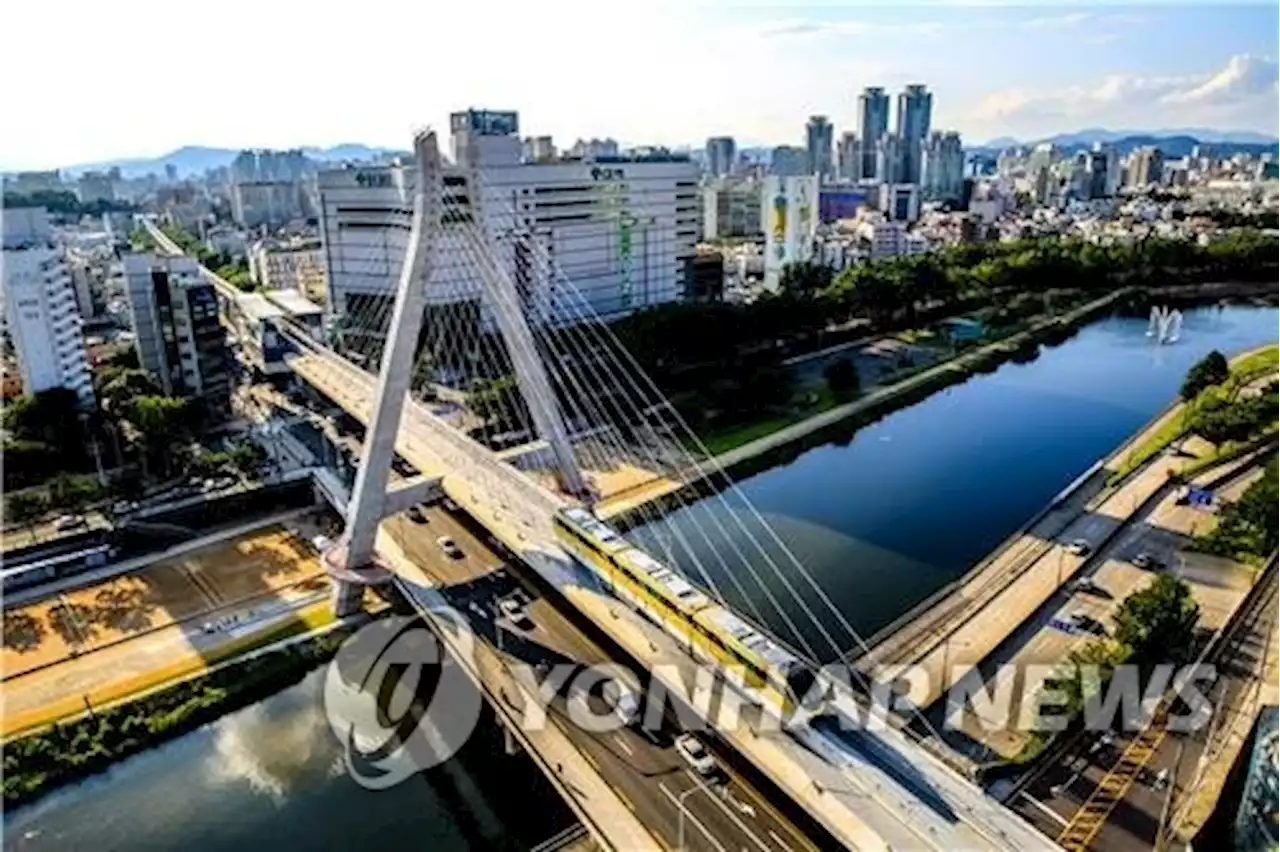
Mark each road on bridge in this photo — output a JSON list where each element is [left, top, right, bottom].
[[384, 502, 819, 852]]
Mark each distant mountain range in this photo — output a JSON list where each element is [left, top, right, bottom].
[[55, 144, 407, 180], [973, 128, 1279, 158]]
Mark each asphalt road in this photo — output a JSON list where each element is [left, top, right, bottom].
[[1003, 470, 1275, 852], [386, 504, 818, 852]]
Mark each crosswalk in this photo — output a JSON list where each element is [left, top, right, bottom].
[[1056, 706, 1169, 850]]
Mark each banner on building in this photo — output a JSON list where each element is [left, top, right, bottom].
[[763, 176, 819, 289]]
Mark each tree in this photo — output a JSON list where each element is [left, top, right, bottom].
[[1113, 574, 1200, 664], [47, 473, 104, 513], [6, 492, 47, 529], [823, 357, 860, 398], [97, 369, 160, 415], [1181, 350, 1230, 400], [123, 395, 191, 479], [778, 262, 833, 299]]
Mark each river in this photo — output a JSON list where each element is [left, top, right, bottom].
[[8, 302, 1275, 848], [632, 302, 1279, 656], [5, 668, 575, 851]]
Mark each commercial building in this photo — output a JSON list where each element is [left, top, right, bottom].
[[1, 208, 94, 406], [836, 133, 860, 182], [318, 108, 699, 335], [249, 237, 327, 300], [770, 146, 808, 177], [895, 84, 933, 184], [880, 183, 921, 222], [523, 136, 556, 163], [1128, 146, 1165, 188], [875, 134, 902, 186], [231, 181, 305, 228], [922, 131, 965, 203], [686, 247, 724, 302], [122, 254, 230, 408], [869, 220, 928, 259], [3, 171, 63, 195], [568, 138, 620, 160], [76, 171, 116, 203], [805, 116, 834, 180], [761, 175, 819, 290], [705, 136, 736, 177], [856, 87, 891, 182], [702, 178, 762, 240]]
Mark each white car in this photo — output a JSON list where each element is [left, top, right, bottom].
[[498, 597, 534, 629], [436, 536, 463, 559], [674, 734, 716, 776], [1065, 539, 1092, 557], [54, 514, 87, 532]]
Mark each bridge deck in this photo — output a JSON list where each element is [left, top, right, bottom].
[[293, 352, 1059, 852]]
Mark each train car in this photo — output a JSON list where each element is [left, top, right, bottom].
[[553, 507, 815, 715]]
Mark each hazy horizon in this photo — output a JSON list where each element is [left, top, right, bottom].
[[5, 1, 1277, 171]]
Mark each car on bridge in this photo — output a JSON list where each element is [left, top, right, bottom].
[[1067, 576, 1107, 596], [1131, 551, 1164, 570], [498, 597, 534, 629], [675, 734, 716, 776], [1065, 538, 1092, 557], [436, 536, 463, 559]]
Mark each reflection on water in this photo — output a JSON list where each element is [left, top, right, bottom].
[[203, 689, 340, 803], [6, 667, 573, 852], [639, 305, 1279, 650]]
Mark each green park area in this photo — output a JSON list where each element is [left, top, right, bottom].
[[1111, 343, 1278, 483]]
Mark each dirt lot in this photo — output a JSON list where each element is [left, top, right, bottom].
[[1, 525, 324, 679]]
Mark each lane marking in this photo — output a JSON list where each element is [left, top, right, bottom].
[[613, 734, 635, 756], [684, 770, 773, 852], [615, 787, 639, 815], [1019, 791, 1069, 827], [767, 829, 794, 852], [659, 781, 728, 852]]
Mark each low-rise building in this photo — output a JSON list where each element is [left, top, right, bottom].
[[249, 237, 326, 301], [702, 178, 762, 240]]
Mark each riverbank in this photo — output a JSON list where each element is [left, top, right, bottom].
[[2, 614, 365, 807], [1109, 342, 1278, 482], [604, 287, 1131, 526]]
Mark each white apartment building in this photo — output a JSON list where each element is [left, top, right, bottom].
[[1, 208, 94, 406], [867, 220, 929, 260], [318, 109, 699, 332], [122, 254, 230, 406]]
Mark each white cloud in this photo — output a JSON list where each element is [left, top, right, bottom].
[[967, 54, 1279, 138]]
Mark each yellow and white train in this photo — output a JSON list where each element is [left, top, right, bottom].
[[553, 506, 816, 714]]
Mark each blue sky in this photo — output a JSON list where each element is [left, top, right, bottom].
[[3, 1, 1277, 169]]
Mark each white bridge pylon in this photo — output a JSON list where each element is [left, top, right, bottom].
[[331, 130, 585, 610]]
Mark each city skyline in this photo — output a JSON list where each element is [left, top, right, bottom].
[[3, 2, 1278, 171]]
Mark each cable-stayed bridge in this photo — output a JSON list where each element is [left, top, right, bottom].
[[143, 132, 1056, 852]]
